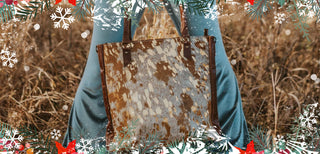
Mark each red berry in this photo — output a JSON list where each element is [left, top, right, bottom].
[[19, 144, 24, 151], [13, 0, 17, 5], [5, 0, 13, 5]]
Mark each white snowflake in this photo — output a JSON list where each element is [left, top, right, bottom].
[[1, 49, 18, 68], [76, 138, 94, 153], [2, 129, 23, 150], [299, 103, 318, 129], [274, 135, 286, 150], [92, 0, 145, 31], [50, 129, 61, 140], [204, 4, 220, 21], [286, 140, 319, 154], [274, 13, 286, 24], [50, 6, 75, 30], [92, 0, 123, 31], [296, 0, 319, 18]]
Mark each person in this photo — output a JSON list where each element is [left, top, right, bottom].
[[62, 0, 249, 151]]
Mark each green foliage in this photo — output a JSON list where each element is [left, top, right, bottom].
[[288, 103, 320, 151], [247, 0, 272, 21], [15, 0, 52, 21], [18, 125, 57, 153], [185, 0, 210, 16], [0, 122, 57, 153], [108, 118, 139, 152], [249, 126, 273, 151], [137, 131, 164, 153], [32, 133, 57, 153], [72, 0, 95, 21], [0, 122, 13, 138], [246, 0, 319, 41], [167, 137, 188, 153], [277, 0, 287, 7], [0, 3, 15, 23], [290, 0, 310, 41]]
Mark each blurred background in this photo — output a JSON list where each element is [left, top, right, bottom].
[[0, 0, 319, 147]]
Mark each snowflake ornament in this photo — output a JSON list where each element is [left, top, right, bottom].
[[299, 103, 318, 129], [92, 0, 123, 31], [50, 6, 75, 30], [274, 13, 286, 24], [274, 135, 286, 150], [50, 129, 61, 140], [296, 0, 319, 18], [2, 129, 23, 150], [76, 138, 94, 153], [1, 49, 18, 68], [204, 4, 220, 21], [92, 0, 145, 31]]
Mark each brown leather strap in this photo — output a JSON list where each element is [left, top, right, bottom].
[[179, 5, 192, 61], [208, 34, 221, 131], [122, 3, 192, 66], [96, 45, 115, 147], [122, 4, 133, 67]]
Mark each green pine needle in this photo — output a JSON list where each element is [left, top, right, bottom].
[[0, 3, 15, 23]]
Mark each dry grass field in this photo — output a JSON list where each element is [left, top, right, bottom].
[[0, 0, 319, 148]]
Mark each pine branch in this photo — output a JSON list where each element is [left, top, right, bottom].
[[247, 0, 271, 20], [0, 122, 14, 138], [71, 0, 94, 21], [249, 126, 272, 151], [0, 3, 15, 23], [15, 0, 52, 21], [291, 0, 310, 41]]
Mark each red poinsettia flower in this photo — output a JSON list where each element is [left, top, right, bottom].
[[247, 0, 254, 5], [55, 140, 77, 154], [55, 0, 76, 6], [235, 140, 265, 154]]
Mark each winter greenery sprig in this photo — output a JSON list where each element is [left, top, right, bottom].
[[0, 0, 318, 41], [249, 102, 320, 153]]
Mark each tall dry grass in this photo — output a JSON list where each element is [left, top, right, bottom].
[[0, 1, 319, 145]]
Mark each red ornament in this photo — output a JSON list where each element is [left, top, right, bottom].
[[247, 0, 254, 5], [55, 140, 76, 154], [13, 0, 17, 5], [25, 142, 31, 148], [19, 144, 25, 151], [55, 0, 76, 6]]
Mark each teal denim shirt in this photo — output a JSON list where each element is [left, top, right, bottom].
[[63, 0, 249, 150]]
